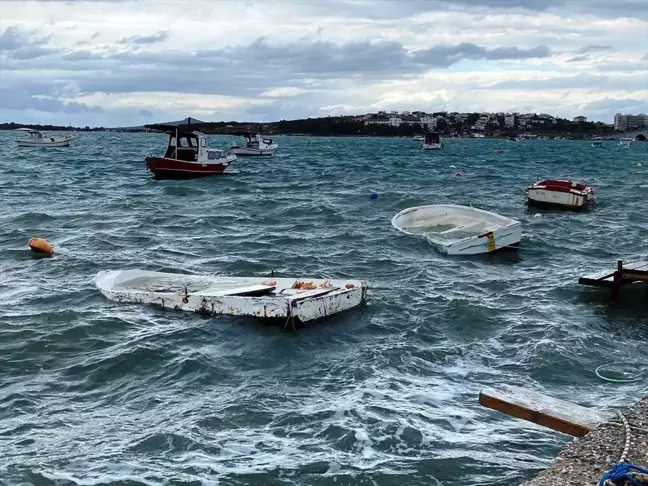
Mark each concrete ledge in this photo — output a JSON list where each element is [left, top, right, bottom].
[[522, 396, 648, 485]]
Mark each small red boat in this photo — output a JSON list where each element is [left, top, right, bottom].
[[525, 179, 595, 210], [145, 123, 237, 179]]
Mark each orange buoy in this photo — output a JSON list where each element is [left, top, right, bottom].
[[27, 237, 54, 256]]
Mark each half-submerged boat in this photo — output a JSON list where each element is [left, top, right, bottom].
[[94, 269, 367, 326], [391, 204, 521, 255], [422, 131, 443, 150], [145, 123, 236, 179], [228, 132, 277, 156], [525, 179, 595, 210], [15, 128, 72, 147]]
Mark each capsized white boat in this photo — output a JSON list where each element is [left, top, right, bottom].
[[95, 270, 367, 326], [391, 204, 521, 255], [15, 128, 73, 147]]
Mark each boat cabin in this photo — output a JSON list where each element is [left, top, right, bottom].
[[16, 128, 46, 139], [424, 132, 440, 144], [241, 131, 274, 148], [147, 124, 226, 163]]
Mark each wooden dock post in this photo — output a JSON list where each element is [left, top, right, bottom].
[[611, 260, 623, 301], [579, 259, 648, 299]]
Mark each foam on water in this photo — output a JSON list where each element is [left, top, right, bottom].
[[1, 133, 648, 485]]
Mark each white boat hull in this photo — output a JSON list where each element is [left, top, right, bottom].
[[391, 204, 521, 255], [525, 180, 595, 211], [94, 270, 367, 325], [16, 136, 72, 148], [527, 188, 590, 209], [228, 146, 276, 156], [422, 143, 443, 150]]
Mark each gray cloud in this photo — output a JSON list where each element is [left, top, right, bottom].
[[119, 31, 170, 45], [411, 43, 550, 66], [0, 36, 554, 104], [642, 53, 648, 61], [0, 87, 104, 113], [489, 73, 648, 91], [575, 44, 611, 54], [567, 54, 589, 62]]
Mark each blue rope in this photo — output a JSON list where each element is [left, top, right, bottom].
[[599, 462, 648, 486]]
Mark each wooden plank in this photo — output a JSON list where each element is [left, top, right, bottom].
[[479, 385, 614, 437]]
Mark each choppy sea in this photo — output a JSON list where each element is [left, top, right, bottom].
[[1, 132, 648, 486]]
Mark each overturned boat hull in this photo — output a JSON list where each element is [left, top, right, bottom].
[[95, 270, 367, 325]]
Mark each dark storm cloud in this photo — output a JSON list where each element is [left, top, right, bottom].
[[119, 31, 170, 45]]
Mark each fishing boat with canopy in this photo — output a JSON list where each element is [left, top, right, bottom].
[[144, 122, 236, 179]]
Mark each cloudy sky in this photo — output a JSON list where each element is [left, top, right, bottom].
[[0, 0, 647, 127]]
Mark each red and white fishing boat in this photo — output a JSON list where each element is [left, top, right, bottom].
[[145, 123, 236, 179], [525, 179, 595, 210]]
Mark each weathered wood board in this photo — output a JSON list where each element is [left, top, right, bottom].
[[479, 385, 615, 437]]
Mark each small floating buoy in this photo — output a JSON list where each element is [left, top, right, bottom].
[[637, 162, 642, 168], [370, 193, 378, 200], [534, 213, 542, 218], [497, 149, 504, 153], [456, 172, 461, 177], [27, 237, 53, 256]]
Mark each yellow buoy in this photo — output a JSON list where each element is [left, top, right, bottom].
[[28, 237, 54, 256], [637, 162, 643, 168]]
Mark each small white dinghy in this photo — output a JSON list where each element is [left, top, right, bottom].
[[95, 270, 367, 326], [391, 204, 521, 255]]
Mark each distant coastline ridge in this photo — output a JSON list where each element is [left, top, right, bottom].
[[1, 111, 646, 140]]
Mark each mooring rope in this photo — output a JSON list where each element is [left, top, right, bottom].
[[598, 411, 648, 486], [595, 364, 644, 384]]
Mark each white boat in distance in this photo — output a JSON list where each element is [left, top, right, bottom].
[[413, 135, 424, 142], [391, 204, 521, 255], [15, 128, 72, 147], [228, 131, 278, 156], [95, 269, 367, 326], [422, 131, 443, 150]]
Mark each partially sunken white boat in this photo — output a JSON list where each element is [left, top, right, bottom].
[[15, 128, 73, 147], [391, 204, 521, 255], [95, 270, 367, 326]]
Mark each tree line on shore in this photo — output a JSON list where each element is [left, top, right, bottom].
[[0, 114, 621, 138]]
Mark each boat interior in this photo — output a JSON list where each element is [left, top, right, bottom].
[[164, 134, 198, 161], [394, 206, 509, 242]]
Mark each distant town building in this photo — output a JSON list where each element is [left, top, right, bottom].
[[573, 116, 588, 123], [614, 113, 648, 131]]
